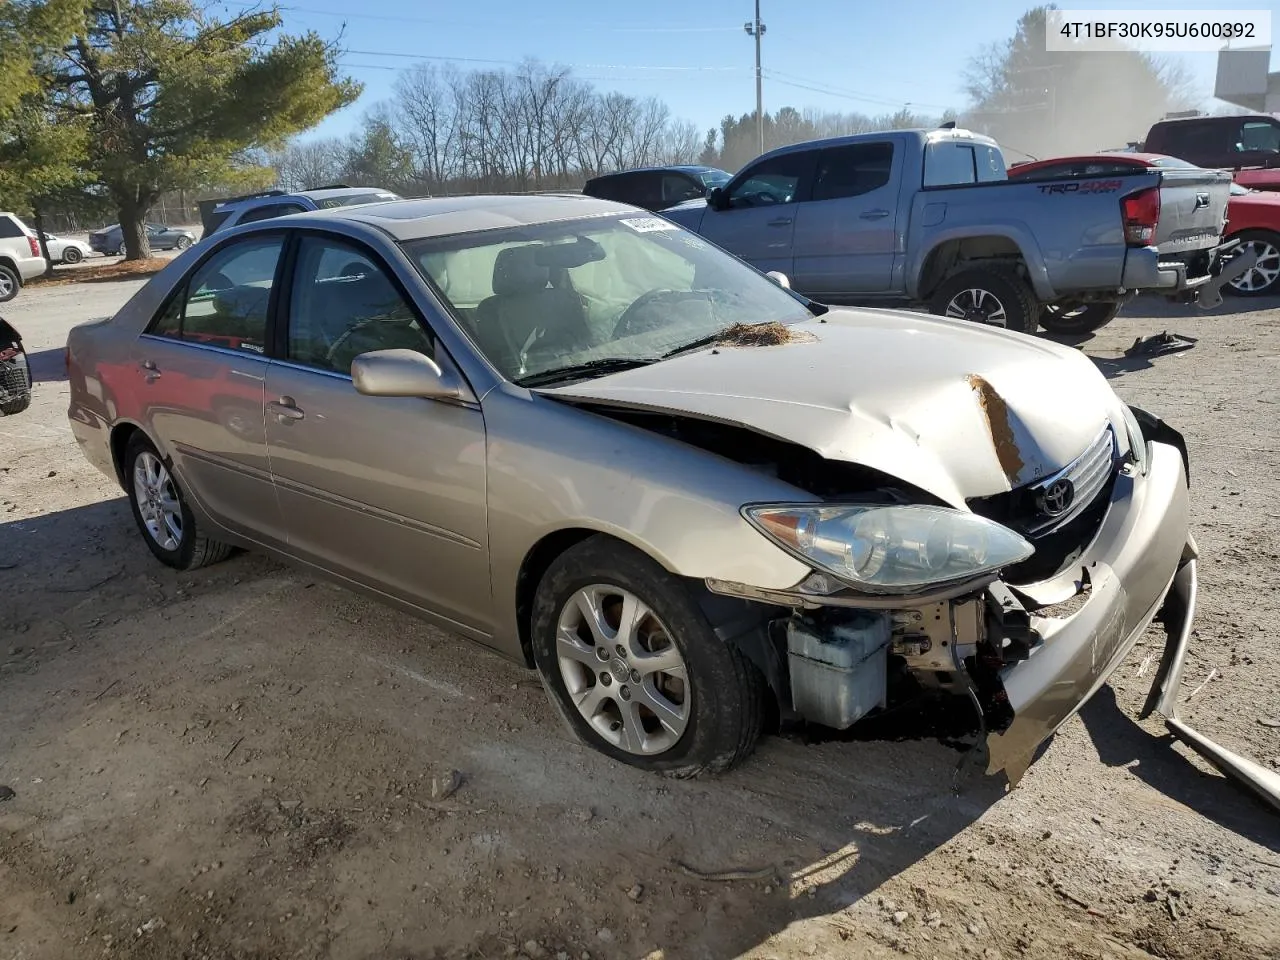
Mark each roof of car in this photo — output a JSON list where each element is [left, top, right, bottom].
[[214, 186, 396, 213], [279, 194, 635, 241], [587, 165, 727, 180]]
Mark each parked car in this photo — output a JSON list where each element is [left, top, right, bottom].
[[663, 127, 1239, 335], [1143, 113, 1280, 191], [1010, 153, 1280, 298], [89, 223, 196, 256], [199, 185, 402, 240], [0, 316, 31, 414], [0, 212, 48, 302], [41, 233, 93, 264], [582, 165, 732, 212], [67, 195, 1204, 787]]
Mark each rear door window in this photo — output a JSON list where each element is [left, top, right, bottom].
[[149, 236, 284, 353], [811, 142, 894, 201], [238, 203, 307, 225], [924, 142, 978, 186], [0, 216, 26, 238]]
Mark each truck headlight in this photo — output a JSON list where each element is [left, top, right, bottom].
[[743, 503, 1034, 594]]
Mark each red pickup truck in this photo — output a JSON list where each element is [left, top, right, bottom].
[[1010, 153, 1280, 304], [1143, 114, 1280, 193]]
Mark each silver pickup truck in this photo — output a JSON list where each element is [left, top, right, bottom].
[[663, 127, 1241, 334]]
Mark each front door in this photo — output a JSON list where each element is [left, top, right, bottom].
[[696, 149, 816, 276], [132, 233, 286, 543], [791, 140, 902, 296], [263, 233, 490, 634]]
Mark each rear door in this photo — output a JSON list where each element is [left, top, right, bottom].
[[791, 140, 901, 295], [696, 149, 817, 275], [262, 232, 491, 632], [132, 233, 285, 543]]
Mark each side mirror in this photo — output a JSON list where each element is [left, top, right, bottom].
[[766, 271, 791, 289], [351, 349, 469, 402], [706, 187, 725, 211]]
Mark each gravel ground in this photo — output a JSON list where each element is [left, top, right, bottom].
[[1, 279, 1278, 960]]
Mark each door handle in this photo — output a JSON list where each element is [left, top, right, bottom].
[[268, 397, 305, 422], [859, 209, 891, 220], [768, 217, 793, 227], [139, 359, 160, 382]]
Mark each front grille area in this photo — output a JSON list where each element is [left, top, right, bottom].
[[969, 426, 1120, 584]]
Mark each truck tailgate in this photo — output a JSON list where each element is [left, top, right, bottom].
[[1152, 168, 1231, 256]]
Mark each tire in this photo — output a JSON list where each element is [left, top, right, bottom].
[[929, 265, 1038, 335], [61, 247, 83, 264], [174, 236, 192, 250], [0, 353, 31, 415], [1224, 229, 1280, 297], [124, 433, 234, 570], [530, 535, 767, 777], [1038, 301, 1121, 335], [0, 264, 19, 303]]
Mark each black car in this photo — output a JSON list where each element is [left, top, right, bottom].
[[581, 165, 732, 212]]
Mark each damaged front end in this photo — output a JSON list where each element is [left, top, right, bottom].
[[705, 416, 1277, 809]]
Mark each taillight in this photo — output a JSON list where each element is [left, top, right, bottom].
[[1121, 187, 1160, 247], [27, 234, 40, 257]]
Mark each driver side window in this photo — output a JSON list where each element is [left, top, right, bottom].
[[287, 236, 433, 376], [727, 151, 816, 208]]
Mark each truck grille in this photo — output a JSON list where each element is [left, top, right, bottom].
[[968, 426, 1119, 584]]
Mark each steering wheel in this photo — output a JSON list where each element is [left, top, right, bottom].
[[613, 290, 715, 340]]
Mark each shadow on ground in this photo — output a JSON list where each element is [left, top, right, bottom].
[[24, 348, 67, 383]]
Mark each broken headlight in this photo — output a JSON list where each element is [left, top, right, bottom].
[[743, 503, 1034, 594], [1121, 405, 1149, 475]]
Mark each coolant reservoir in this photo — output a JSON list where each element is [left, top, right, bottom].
[[786, 613, 891, 730]]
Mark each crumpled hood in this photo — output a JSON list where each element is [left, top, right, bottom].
[[539, 308, 1131, 507]]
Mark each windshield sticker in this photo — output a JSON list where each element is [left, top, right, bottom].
[[675, 235, 708, 249], [620, 216, 679, 233]]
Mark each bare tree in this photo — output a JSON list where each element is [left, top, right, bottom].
[[270, 138, 347, 192]]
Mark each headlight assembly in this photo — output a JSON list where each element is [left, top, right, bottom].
[[743, 503, 1034, 594], [1121, 405, 1149, 475]]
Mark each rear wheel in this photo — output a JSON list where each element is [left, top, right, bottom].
[[1225, 230, 1280, 296], [174, 236, 192, 250], [0, 264, 19, 302], [929, 266, 1038, 335], [124, 433, 234, 570], [1038, 301, 1121, 334], [61, 246, 83, 264], [530, 536, 767, 777], [0, 352, 31, 415]]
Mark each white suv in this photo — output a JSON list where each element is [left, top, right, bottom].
[[199, 186, 401, 241], [0, 212, 48, 302]]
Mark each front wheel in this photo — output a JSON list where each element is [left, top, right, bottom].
[[124, 433, 234, 570], [61, 246, 83, 264], [0, 353, 31, 415], [1038, 301, 1121, 335], [1225, 230, 1280, 296], [929, 266, 1038, 335], [530, 536, 767, 777], [174, 236, 192, 250]]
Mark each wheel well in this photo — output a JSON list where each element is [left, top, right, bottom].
[[515, 528, 598, 665], [919, 236, 1024, 299], [109, 422, 141, 489], [0, 256, 19, 280]]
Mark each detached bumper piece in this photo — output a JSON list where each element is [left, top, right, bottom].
[[1143, 556, 1280, 814]]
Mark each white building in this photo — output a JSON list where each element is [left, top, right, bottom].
[[1216, 47, 1280, 113]]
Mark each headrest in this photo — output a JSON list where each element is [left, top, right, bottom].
[[492, 245, 549, 297]]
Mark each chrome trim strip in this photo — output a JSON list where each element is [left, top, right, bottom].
[[1024, 426, 1117, 535]]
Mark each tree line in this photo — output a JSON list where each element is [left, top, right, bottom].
[[270, 59, 953, 196]]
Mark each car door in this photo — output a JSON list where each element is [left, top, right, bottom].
[[791, 140, 901, 296], [696, 149, 816, 275], [132, 232, 286, 543], [263, 232, 490, 633]]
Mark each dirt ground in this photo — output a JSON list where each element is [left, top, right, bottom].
[[1, 279, 1278, 960]]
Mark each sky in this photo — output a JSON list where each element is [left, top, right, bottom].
[[212, 0, 1280, 143]]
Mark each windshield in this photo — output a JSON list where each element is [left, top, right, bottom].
[[699, 170, 732, 188], [401, 213, 815, 383]]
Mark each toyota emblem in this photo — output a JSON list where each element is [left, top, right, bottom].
[[1039, 478, 1075, 517]]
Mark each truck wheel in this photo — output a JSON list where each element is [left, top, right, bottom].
[[929, 267, 1037, 334], [1039, 302, 1121, 335], [1225, 230, 1280, 297]]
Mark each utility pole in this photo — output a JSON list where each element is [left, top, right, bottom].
[[744, 1, 765, 155]]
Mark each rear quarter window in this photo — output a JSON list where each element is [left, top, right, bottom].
[[0, 216, 27, 239]]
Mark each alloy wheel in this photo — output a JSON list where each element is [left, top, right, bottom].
[[944, 287, 1008, 327], [0, 273, 13, 299], [133, 451, 184, 552], [1229, 239, 1280, 294], [555, 584, 690, 756]]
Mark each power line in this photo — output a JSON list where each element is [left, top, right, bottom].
[[216, 0, 740, 33], [340, 47, 743, 73], [764, 69, 953, 111]]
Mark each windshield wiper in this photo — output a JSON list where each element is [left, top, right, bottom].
[[517, 357, 659, 387], [660, 329, 729, 359]]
